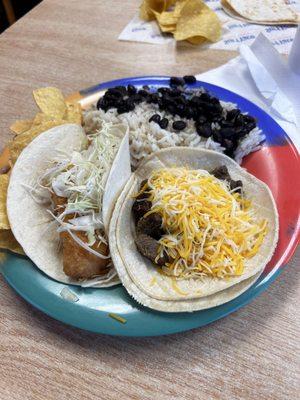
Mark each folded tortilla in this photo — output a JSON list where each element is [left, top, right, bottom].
[[7, 123, 131, 287], [221, 0, 299, 25], [109, 148, 279, 311]]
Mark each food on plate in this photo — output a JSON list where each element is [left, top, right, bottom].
[[109, 147, 279, 312], [140, 0, 221, 44], [0, 87, 83, 259], [9, 87, 82, 165], [221, 0, 299, 25], [7, 123, 131, 287], [85, 76, 264, 168], [133, 166, 266, 278]]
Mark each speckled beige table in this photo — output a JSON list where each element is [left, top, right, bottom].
[[0, 1, 299, 399]]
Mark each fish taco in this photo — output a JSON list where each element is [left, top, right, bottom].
[[7, 122, 131, 287]]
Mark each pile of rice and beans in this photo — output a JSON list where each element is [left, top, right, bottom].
[[84, 76, 264, 167]]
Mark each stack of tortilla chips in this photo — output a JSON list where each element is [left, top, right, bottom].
[[140, 0, 221, 44], [0, 88, 82, 261]]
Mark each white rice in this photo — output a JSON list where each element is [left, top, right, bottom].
[[84, 100, 265, 168]]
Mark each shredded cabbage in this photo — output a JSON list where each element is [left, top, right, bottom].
[[36, 121, 121, 254]]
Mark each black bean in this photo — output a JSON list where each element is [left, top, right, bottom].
[[158, 98, 166, 110], [124, 99, 135, 111], [235, 126, 248, 138], [130, 94, 143, 104], [243, 115, 256, 124], [173, 121, 187, 131], [159, 118, 169, 129], [234, 113, 245, 126], [220, 128, 235, 138], [197, 115, 207, 124], [147, 93, 159, 104], [183, 75, 196, 84], [127, 84, 137, 95], [167, 104, 176, 115], [138, 89, 149, 98], [96, 97, 107, 110], [169, 88, 182, 97], [175, 96, 187, 106], [190, 96, 202, 106], [149, 114, 161, 124], [213, 130, 222, 143], [175, 104, 186, 117], [200, 93, 211, 102], [170, 77, 185, 87], [210, 97, 221, 105], [114, 85, 127, 94], [220, 120, 234, 128], [117, 107, 129, 114], [196, 122, 212, 138], [211, 115, 224, 123], [226, 109, 240, 122], [116, 100, 132, 114], [158, 87, 171, 95], [106, 88, 122, 98], [245, 121, 257, 132], [223, 138, 234, 151], [202, 103, 221, 116], [183, 107, 192, 119]]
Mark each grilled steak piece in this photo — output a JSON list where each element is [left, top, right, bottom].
[[135, 233, 170, 266], [211, 165, 243, 194]]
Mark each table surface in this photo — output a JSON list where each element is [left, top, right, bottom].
[[0, 1, 299, 399]]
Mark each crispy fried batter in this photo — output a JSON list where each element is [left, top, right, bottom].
[[51, 192, 67, 215], [61, 231, 109, 279], [51, 192, 110, 279]]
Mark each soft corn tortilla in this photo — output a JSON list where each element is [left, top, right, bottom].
[[110, 147, 279, 304], [222, 0, 299, 24], [109, 174, 263, 312], [7, 123, 130, 287]]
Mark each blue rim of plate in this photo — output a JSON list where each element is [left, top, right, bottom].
[[1, 76, 299, 337]]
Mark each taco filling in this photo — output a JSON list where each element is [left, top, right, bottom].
[[34, 123, 122, 280], [133, 166, 268, 280]]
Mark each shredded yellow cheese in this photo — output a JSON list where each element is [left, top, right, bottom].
[[139, 167, 268, 279], [108, 313, 127, 324]]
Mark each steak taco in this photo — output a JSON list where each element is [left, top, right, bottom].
[[109, 147, 279, 311]]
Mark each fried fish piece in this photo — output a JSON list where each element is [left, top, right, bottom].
[[51, 192, 110, 280], [61, 231, 109, 279]]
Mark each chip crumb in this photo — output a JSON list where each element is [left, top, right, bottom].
[[60, 287, 79, 302], [108, 313, 127, 324]]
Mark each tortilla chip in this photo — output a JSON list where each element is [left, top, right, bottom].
[[174, 0, 221, 43], [10, 119, 33, 135], [9, 120, 66, 164], [0, 229, 24, 255], [32, 112, 59, 126], [33, 87, 67, 119], [153, 10, 178, 25], [160, 24, 177, 33], [65, 102, 82, 125], [0, 175, 9, 229], [140, 0, 176, 21]]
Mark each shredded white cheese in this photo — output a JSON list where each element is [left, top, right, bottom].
[[141, 167, 268, 279]]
